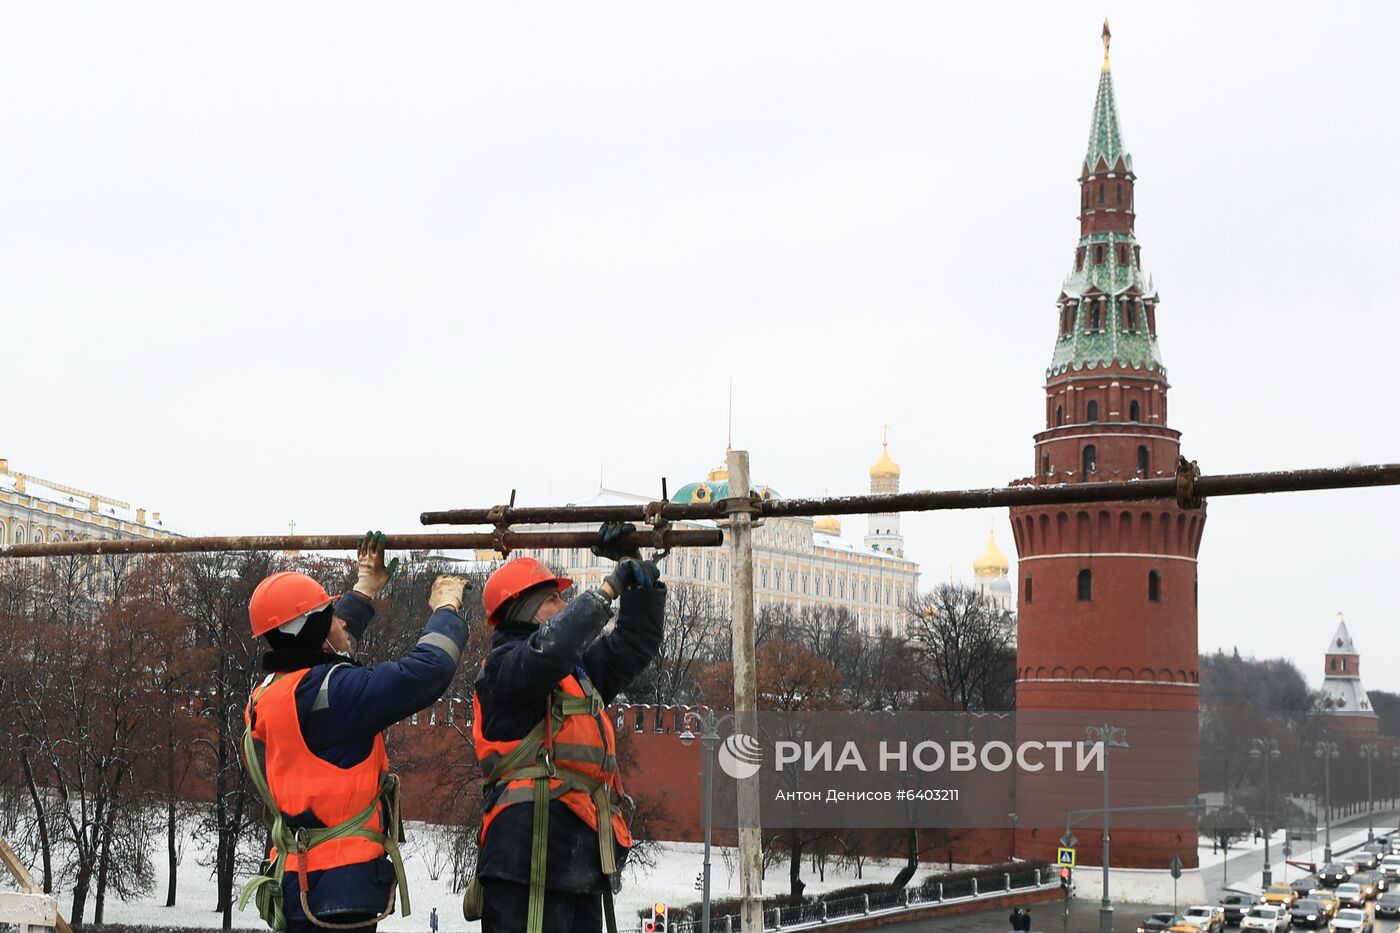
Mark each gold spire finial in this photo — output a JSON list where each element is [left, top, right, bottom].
[[881, 423, 891, 448], [1102, 19, 1112, 71]]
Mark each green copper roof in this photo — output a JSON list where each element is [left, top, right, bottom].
[[671, 480, 780, 505], [1085, 67, 1132, 175]]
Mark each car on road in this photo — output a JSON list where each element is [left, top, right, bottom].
[[1240, 904, 1292, 933], [1182, 905, 1226, 933], [1354, 847, 1382, 870], [1376, 891, 1400, 919], [1333, 884, 1365, 909], [1380, 855, 1400, 880], [1311, 891, 1340, 919], [1138, 913, 1189, 933], [1319, 864, 1351, 887], [1326, 908, 1370, 933], [1221, 893, 1262, 925], [1351, 872, 1382, 898], [1292, 876, 1323, 898], [1289, 899, 1330, 928], [1263, 885, 1298, 907]]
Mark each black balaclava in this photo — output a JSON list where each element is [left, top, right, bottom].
[[262, 605, 360, 672]]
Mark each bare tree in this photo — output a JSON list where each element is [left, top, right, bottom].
[[905, 584, 1016, 712]]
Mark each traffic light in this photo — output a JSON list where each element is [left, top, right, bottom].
[[1060, 867, 1072, 890], [642, 922, 656, 933], [654, 902, 668, 932]]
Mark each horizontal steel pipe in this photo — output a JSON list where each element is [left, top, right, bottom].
[[420, 462, 1400, 525], [0, 528, 723, 559]]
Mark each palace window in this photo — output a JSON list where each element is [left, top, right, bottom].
[[1087, 400, 1099, 423], [1148, 570, 1161, 602], [1077, 569, 1092, 601], [1082, 444, 1097, 475]]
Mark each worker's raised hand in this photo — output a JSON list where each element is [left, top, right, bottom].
[[430, 575, 471, 614], [603, 558, 661, 597], [354, 531, 399, 599], [591, 521, 642, 563]]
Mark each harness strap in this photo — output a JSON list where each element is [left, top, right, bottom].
[[238, 675, 411, 931]]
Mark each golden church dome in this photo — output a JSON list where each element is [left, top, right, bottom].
[[869, 442, 901, 478], [814, 515, 842, 535], [973, 531, 1009, 577]]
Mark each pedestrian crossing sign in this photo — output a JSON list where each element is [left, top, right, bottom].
[[1057, 847, 1076, 867]]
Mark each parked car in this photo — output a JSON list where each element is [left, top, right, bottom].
[[1326, 908, 1370, 933], [1292, 876, 1323, 898], [1240, 904, 1292, 933], [1182, 905, 1226, 933], [1319, 864, 1351, 887], [1333, 884, 1365, 909], [1375, 891, 1400, 919], [1221, 893, 1262, 925], [1263, 885, 1298, 907], [1289, 899, 1327, 929], [1139, 913, 1188, 933]]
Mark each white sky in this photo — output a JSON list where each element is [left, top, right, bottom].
[[2, 4, 1396, 691]]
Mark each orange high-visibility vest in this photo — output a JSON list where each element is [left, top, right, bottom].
[[246, 669, 390, 873], [473, 671, 632, 849]]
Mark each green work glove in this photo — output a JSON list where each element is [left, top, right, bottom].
[[354, 531, 399, 599]]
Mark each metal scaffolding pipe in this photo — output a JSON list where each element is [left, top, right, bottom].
[[0, 528, 724, 560], [419, 462, 1400, 526]]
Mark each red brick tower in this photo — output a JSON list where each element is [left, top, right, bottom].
[[1009, 24, 1206, 873]]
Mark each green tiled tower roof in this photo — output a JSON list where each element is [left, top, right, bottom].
[[1048, 22, 1165, 380], [1085, 21, 1133, 175]]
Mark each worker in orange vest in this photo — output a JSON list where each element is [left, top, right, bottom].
[[466, 522, 665, 933], [240, 533, 471, 933]]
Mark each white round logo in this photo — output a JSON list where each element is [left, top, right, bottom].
[[718, 733, 763, 780]]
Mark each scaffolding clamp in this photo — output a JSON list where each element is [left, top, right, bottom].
[[1175, 457, 1202, 510], [644, 478, 673, 561], [487, 490, 517, 556]]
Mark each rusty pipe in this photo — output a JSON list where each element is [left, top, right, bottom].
[[420, 462, 1400, 525], [0, 528, 724, 559]]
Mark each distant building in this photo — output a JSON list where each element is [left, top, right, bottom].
[[972, 530, 1014, 612], [1316, 614, 1380, 736], [0, 458, 177, 547], [482, 441, 921, 633]]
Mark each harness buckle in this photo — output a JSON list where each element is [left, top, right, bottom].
[[542, 749, 557, 779]]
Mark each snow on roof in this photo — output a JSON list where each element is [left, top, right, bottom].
[[0, 469, 165, 529]]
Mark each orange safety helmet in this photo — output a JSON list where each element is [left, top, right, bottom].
[[249, 571, 335, 638], [483, 557, 571, 627]]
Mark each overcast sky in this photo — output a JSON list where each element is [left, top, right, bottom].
[[3, 3, 1396, 692]]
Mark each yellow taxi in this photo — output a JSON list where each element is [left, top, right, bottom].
[[1312, 890, 1340, 919], [1262, 884, 1297, 908]]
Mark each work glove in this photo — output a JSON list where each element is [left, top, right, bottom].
[[354, 531, 399, 599], [602, 558, 660, 599], [591, 521, 642, 563], [430, 575, 471, 614]]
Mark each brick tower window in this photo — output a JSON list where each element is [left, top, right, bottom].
[[1025, 575, 1033, 603], [1077, 569, 1092, 601], [1148, 570, 1161, 602], [1076, 247, 1085, 270], [1094, 244, 1104, 265], [1098, 182, 1105, 205], [1087, 400, 1099, 423], [1089, 301, 1101, 331], [1115, 183, 1122, 204], [1042, 454, 1050, 475], [1082, 444, 1097, 475], [1055, 405, 1064, 426], [1130, 400, 1141, 422], [1118, 243, 1128, 265], [1137, 445, 1149, 474]]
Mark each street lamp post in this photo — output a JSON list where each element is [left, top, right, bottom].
[[1251, 738, 1281, 887], [1086, 725, 1129, 933], [681, 710, 736, 933], [1360, 744, 1380, 843], [1315, 741, 1339, 863]]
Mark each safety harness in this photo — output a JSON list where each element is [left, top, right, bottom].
[[238, 673, 412, 932], [463, 674, 626, 933]]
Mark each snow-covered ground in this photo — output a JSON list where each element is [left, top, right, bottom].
[[40, 823, 944, 931]]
